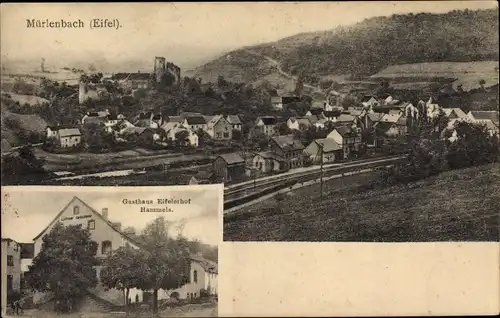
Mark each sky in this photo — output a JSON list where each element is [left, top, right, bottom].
[[1, 185, 222, 247], [1, 2, 497, 70]]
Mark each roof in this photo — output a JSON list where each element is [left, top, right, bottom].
[[349, 109, 363, 117], [336, 114, 355, 123], [395, 117, 407, 126], [258, 116, 277, 126], [334, 126, 356, 137], [190, 253, 218, 274], [361, 95, 376, 102], [378, 93, 392, 100], [58, 128, 81, 137], [152, 114, 162, 120], [282, 96, 301, 104], [308, 108, 324, 115], [381, 113, 401, 123], [368, 112, 385, 122], [271, 134, 305, 152], [208, 115, 225, 127], [271, 96, 282, 103], [305, 115, 320, 124], [226, 115, 242, 125], [32, 196, 142, 248], [167, 116, 183, 123], [161, 122, 180, 132], [323, 111, 341, 118], [442, 108, 467, 118], [297, 117, 312, 126], [216, 152, 245, 165], [185, 116, 207, 125], [311, 101, 326, 109], [375, 121, 397, 133], [469, 111, 499, 123], [138, 112, 152, 119], [194, 171, 215, 179], [254, 151, 285, 162], [315, 138, 342, 153]]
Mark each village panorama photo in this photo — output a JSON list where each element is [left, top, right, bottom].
[[1, 185, 220, 317], [1, 2, 499, 244]]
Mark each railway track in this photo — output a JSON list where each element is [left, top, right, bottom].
[[223, 155, 406, 210]]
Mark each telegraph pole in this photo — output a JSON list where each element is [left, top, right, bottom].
[[320, 145, 324, 200]]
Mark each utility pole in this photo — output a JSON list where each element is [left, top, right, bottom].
[[320, 145, 324, 200]]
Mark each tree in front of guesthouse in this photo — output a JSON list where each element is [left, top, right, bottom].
[[26, 223, 99, 313], [100, 245, 149, 315], [137, 217, 191, 316]]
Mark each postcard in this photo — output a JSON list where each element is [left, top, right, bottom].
[[1, 2, 499, 317]]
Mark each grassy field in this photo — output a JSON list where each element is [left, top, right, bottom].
[[370, 61, 499, 91], [224, 163, 500, 242]]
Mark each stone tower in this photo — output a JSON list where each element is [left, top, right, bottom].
[[154, 57, 166, 83]]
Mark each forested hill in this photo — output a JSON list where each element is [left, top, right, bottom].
[[193, 8, 499, 82]]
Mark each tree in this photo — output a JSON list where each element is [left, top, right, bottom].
[[26, 223, 99, 313], [479, 79, 486, 90], [294, 74, 304, 96], [174, 130, 190, 148], [446, 121, 499, 169], [100, 246, 148, 315], [137, 217, 191, 316]]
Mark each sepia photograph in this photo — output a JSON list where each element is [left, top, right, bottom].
[[1, 2, 499, 244], [1, 185, 221, 317]]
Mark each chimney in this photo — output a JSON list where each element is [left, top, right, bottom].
[[102, 208, 108, 220]]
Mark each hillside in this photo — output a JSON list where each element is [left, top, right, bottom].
[[193, 8, 499, 88], [224, 163, 500, 241]]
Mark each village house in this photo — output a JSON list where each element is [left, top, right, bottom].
[[151, 114, 163, 129], [363, 112, 385, 130], [335, 114, 357, 127], [188, 171, 216, 185], [326, 126, 362, 159], [252, 151, 285, 174], [465, 110, 500, 136], [206, 115, 233, 141], [361, 95, 380, 108], [378, 93, 394, 105], [161, 122, 199, 147], [167, 253, 218, 300], [269, 135, 305, 170], [323, 110, 341, 122], [46, 127, 82, 148], [442, 108, 467, 119], [287, 117, 313, 131], [1, 238, 22, 310], [305, 108, 325, 117], [226, 115, 242, 131], [165, 115, 183, 123], [182, 116, 208, 131], [213, 153, 246, 182], [31, 197, 144, 306], [374, 121, 403, 139], [270, 96, 283, 110], [254, 116, 278, 137], [304, 138, 343, 164], [314, 118, 329, 129], [113, 72, 152, 90], [311, 100, 334, 112], [81, 110, 110, 125]]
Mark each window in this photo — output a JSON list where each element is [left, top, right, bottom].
[[193, 270, 198, 283], [7, 255, 14, 266], [7, 275, 13, 291], [101, 240, 112, 255], [88, 220, 95, 230], [223, 132, 229, 138], [73, 206, 80, 215]]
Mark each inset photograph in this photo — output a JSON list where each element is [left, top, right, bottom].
[[1, 185, 220, 317]]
